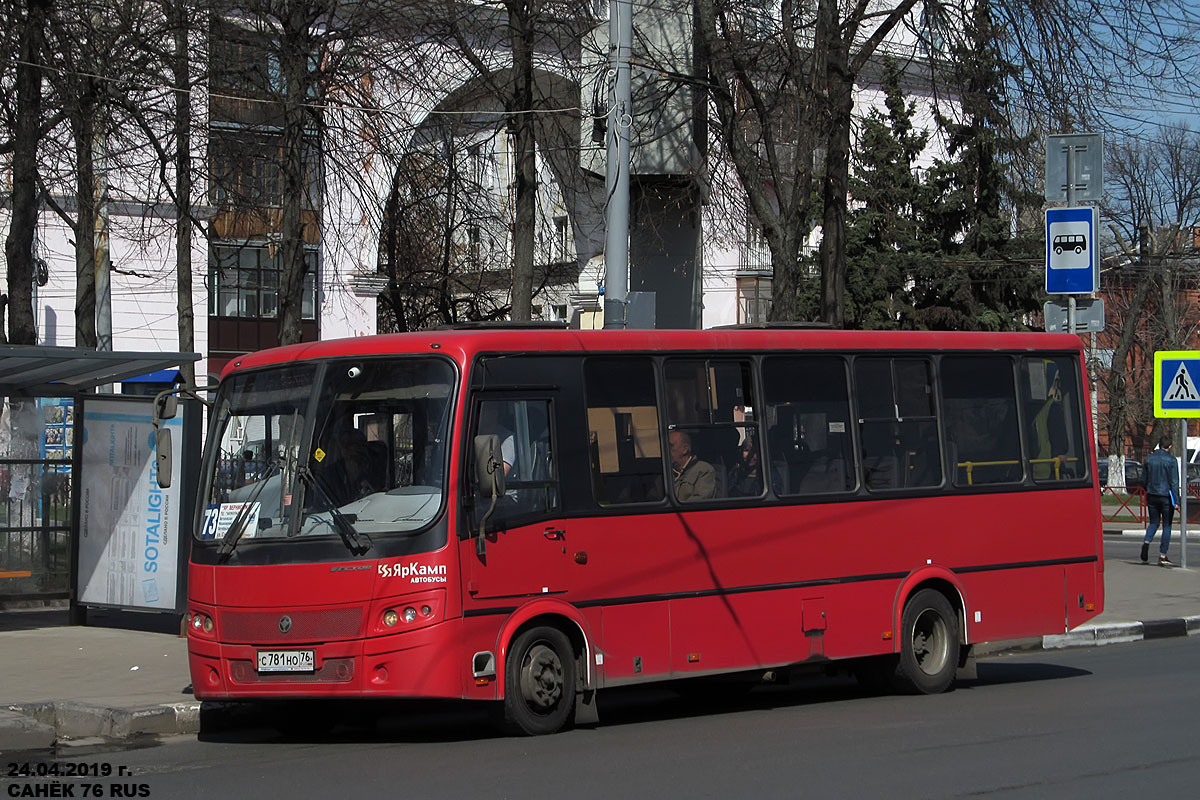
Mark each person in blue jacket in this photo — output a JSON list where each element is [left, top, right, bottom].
[[1142, 436, 1180, 566]]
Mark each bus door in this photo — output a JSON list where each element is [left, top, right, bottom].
[[463, 395, 571, 600]]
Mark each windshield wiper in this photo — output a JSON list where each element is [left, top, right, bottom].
[[216, 460, 282, 560], [298, 466, 372, 555]]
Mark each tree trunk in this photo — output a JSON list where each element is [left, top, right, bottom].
[[170, 0, 196, 384], [507, 0, 536, 321], [276, 8, 312, 348], [4, 0, 50, 346], [73, 91, 98, 349], [819, 65, 853, 328], [765, 228, 800, 322]]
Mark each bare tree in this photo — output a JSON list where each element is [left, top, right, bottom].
[[412, 0, 595, 322], [3, 0, 51, 345], [166, 0, 197, 385], [1100, 126, 1200, 467], [692, 0, 923, 325]]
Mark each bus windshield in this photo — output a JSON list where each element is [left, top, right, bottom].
[[198, 357, 455, 548]]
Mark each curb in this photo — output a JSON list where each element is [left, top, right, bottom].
[[1, 700, 201, 753], [0, 709, 55, 753], [1025, 616, 1200, 651], [1109, 529, 1200, 538]]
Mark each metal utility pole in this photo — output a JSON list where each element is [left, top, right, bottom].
[[603, 0, 632, 329]]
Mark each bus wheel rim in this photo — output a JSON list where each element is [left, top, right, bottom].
[[520, 642, 564, 712], [911, 609, 950, 676]]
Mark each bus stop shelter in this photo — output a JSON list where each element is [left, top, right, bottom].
[[0, 345, 200, 608]]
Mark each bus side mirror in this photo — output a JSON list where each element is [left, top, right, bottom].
[[152, 390, 179, 489], [155, 427, 172, 489], [473, 434, 506, 557], [157, 393, 178, 421], [474, 434, 506, 498]]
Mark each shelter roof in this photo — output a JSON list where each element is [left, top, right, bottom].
[[0, 345, 199, 397]]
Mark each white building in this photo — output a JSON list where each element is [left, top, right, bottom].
[[1, 2, 954, 381]]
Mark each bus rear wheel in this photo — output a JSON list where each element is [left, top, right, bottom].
[[894, 588, 959, 694], [502, 625, 576, 735]]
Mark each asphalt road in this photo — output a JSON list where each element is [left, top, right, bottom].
[[4, 636, 1198, 799]]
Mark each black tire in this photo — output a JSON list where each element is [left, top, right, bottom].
[[893, 588, 960, 694], [502, 625, 576, 735]]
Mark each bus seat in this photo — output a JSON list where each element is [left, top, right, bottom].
[[770, 460, 789, 494]]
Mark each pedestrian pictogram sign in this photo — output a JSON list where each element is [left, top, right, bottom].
[[1154, 351, 1200, 418]]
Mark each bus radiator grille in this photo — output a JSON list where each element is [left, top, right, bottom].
[[219, 608, 365, 643]]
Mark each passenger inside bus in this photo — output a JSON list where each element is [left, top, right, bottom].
[[669, 429, 718, 501], [1031, 362, 1070, 480], [727, 435, 765, 497]]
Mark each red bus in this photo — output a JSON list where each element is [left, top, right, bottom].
[[177, 327, 1103, 735]]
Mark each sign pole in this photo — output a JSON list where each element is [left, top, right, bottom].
[[1181, 423, 1188, 568], [1153, 350, 1200, 569], [1066, 147, 1077, 334]]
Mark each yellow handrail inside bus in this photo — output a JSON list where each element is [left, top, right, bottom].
[[957, 458, 1077, 484]]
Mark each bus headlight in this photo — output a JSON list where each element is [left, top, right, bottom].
[[189, 610, 215, 636], [369, 590, 445, 636]]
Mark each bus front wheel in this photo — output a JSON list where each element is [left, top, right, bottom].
[[502, 625, 576, 735], [895, 588, 960, 694]]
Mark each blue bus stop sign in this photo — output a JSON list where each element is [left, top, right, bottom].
[[1045, 207, 1098, 294]]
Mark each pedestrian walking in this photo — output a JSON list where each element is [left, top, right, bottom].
[[1142, 436, 1180, 566]]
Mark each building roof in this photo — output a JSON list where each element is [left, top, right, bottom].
[[0, 345, 199, 397]]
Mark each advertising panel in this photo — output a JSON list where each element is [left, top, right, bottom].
[[78, 397, 184, 611]]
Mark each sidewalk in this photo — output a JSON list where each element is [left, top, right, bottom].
[[0, 608, 195, 753], [3, 529, 1200, 753]]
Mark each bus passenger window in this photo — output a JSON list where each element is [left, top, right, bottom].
[[942, 356, 1022, 486], [1020, 357, 1085, 482], [762, 356, 855, 495], [854, 357, 942, 491], [664, 359, 758, 502], [584, 359, 665, 505]]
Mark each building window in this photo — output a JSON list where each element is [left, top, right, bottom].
[[468, 225, 481, 263], [209, 129, 321, 210], [737, 276, 771, 324], [554, 216, 570, 262], [210, 244, 317, 320]]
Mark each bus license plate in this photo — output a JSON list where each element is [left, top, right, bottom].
[[257, 649, 315, 673]]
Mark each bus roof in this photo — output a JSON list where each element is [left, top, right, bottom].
[[221, 328, 1085, 380]]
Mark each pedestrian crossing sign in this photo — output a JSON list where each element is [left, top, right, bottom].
[[1155, 351, 1200, 418]]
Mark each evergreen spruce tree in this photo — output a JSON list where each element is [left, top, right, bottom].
[[911, 1, 1043, 331], [843, 60, 929, 330]]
